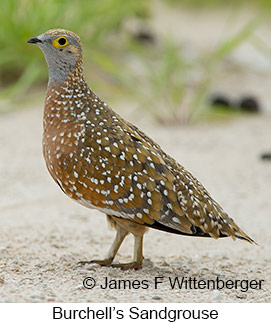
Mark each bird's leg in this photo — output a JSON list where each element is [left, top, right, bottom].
[[110, 234, 143, 270], [78, 225, 128, 266]]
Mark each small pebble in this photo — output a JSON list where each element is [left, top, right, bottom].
[[30, 293, 45, 300], [133, 30, 155, 45], [75, 284, 84, 290], [261, 152, 271, 161], [236, 294, 247, 300], [210, 95, 231, 108], [239, 96, 260, 112], [152, 296, 163, 301], [210, 289, 222, 301]]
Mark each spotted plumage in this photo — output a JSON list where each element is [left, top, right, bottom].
[[28, 29, 255, 269]]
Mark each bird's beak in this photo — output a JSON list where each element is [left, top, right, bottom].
[[27, 37, 42, 44]]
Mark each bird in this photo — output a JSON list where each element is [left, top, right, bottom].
[[28, 29, 255, 269]]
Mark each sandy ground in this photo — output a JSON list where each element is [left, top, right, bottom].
[[0, 104, 270, 303]]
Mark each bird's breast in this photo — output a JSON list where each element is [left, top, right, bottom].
[[42, 115, 110, 210]]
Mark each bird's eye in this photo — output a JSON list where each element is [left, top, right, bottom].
[[58, 37, 66, 45], [52, 36, 69, 48]]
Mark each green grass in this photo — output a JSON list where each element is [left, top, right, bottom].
[[0, 0, 268, 123], [119, 13, 266, 124], [0, 0, 149, 96]]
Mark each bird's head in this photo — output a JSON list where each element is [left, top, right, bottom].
[[28, 29, 83, 84]]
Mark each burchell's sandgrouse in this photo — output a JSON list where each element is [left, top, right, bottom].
[[28, 29, 255, 269]]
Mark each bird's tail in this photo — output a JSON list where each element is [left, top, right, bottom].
[[234, 229, 258, 245]]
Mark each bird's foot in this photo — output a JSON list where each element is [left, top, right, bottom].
[[78, 259, 142, 270], [110, 261, 142, 270], [78, 258, 113, 267]]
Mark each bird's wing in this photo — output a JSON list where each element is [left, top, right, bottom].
[[80, 110, 254, 243], [126, 119, 255, 243]]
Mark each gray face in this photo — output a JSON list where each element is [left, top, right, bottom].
[[29, 33, 82, 84]]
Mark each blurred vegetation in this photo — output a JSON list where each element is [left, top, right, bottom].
[[167, 0, 271, 9], [125, 17, 264, 124], [0, 0, 148, 95], [0, 0, 269, 122]]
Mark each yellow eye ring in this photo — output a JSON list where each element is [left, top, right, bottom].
[[52, 36, 69, 48]]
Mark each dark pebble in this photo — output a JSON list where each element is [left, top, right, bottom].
[[261, 152, 271, 161], [210, 95, 232, 108], [133, 30, 155, 45], [152, 296, 163, 300], [239, 96, 260, 112]]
